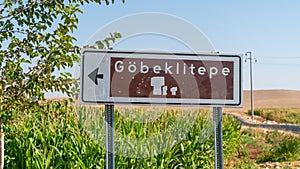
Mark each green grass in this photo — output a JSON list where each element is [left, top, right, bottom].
[[236, 127, 300, 166], [247, 108, 300, 125], [257, 131, 300, 163]]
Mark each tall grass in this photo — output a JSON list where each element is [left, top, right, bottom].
[[5, 100, 105, 169], [248, 108, 300, 125], [4, 100, 243, 168]]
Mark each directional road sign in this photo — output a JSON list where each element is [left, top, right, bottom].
[[80, 50, 242, 106]]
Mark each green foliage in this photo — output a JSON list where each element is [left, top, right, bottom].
[[257, 133, 300, 163], [227, 156, 257, 169], [248, 108, 300, 125], [0, 0, 124, 122], [229, 127, 300, 168], [5, 104, 244, 168], [247, 109, 263, 116], [226, 129, 263, 169], [83, 32, 122, 49], [0, 1, 125, 167], [4, 100, 105, 168], [78, 106, 243, 168], [223, 115, 242, 158]]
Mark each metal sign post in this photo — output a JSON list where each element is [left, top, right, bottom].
[[105, 104, 115, 169], [80, 50, 242, 169], [213, 107, 223, 169]]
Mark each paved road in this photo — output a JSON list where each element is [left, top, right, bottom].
[[230, 114, 300, 134]]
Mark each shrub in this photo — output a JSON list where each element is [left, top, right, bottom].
[[248, 108, 300, 125], [257, 133, 300, 163]]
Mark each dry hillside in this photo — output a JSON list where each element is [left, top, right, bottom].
[[225, 90, 300, 113]]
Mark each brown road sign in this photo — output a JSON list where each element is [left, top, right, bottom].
[[80, 50, 242, 106]]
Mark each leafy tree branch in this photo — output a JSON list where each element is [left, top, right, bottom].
[[0, 0, 124, 122]]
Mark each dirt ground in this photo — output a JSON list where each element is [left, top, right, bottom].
[[224, 90, 300, 169]]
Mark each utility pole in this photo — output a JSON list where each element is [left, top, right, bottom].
[[245, 52, 257, 122]]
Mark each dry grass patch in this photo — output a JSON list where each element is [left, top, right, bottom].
[[247, 108, 300, 125]]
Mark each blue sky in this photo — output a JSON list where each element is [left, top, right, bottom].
[[73, 0, 300, 91]]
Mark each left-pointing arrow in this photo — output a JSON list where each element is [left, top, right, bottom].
[[88, 68, 103, 85]]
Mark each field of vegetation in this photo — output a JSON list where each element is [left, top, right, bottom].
[[2, 1, 299, 169], [3, 99, 300, 168], [248, 108, 300, 125], [237, 128, 300, 168]]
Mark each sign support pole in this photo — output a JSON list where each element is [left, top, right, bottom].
[[213, 107, 223, 169], [105, 104, 115, 169]]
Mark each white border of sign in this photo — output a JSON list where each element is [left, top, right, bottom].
[[80, 49, 242, 107]]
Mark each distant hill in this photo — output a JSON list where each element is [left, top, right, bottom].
[[225, 90, 300, 113], [49, 90, 300, 113]]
